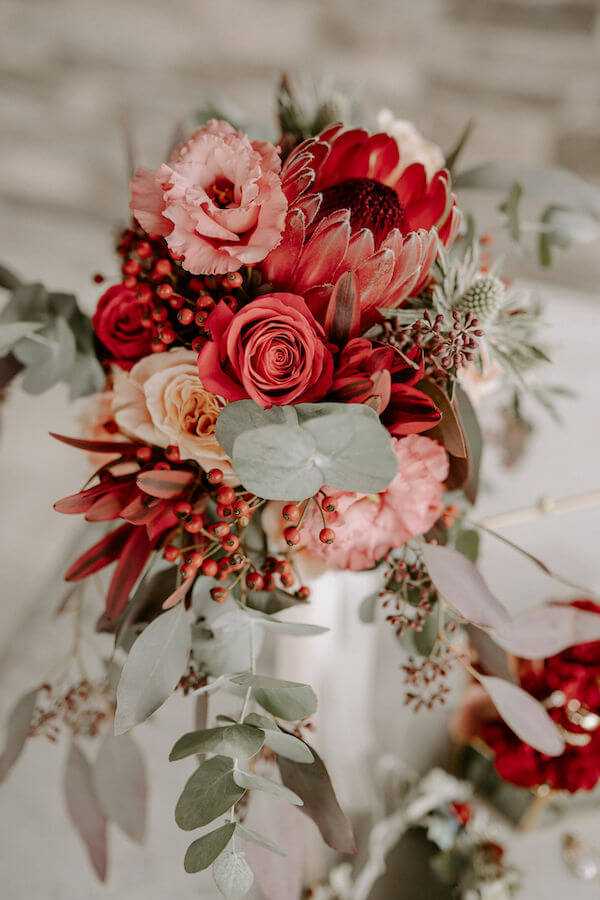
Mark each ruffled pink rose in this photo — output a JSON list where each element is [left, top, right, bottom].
[[265, 435, 448, 571], [130, 120, 288, 275], [197, 293, 334, 407]]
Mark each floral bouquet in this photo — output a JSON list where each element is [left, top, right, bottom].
[[1, 80, 599, 898]]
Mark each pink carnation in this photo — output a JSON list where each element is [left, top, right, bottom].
[[296, 435, 448, 571], [130, 120, 288, 275]]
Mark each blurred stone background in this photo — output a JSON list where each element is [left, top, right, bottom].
[[1, 0, 600, 307]]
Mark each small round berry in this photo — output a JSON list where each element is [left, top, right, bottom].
[[154, 259, 172, 277], [154, 461, 171, 470], [321, 496, 337, 513], [222, 534, 239, 552], [319, 527, 335, 544], [136, 241, 152, 259], [284, 526, 301, 547], [184, 514, 204, 533], [216, 503, 234, 520], [233, 499, 250, 518], [151, 338, 167, 353], [202, 559, 218, 577], [195, 294, 215, 310], [237, 515, 250, 528], [163, 544, 179, 562], [123, 259, 141, 276], [263, 573, 276, 591], [211, 587, 228, 603], [168, 294, 184, 309], [165, 445, 180, 462], [209, 521, 230, 538], [224, 271, 243, 289], [189, 278, 204, 292], [123, 275, 137, 289], [207, 468, 224, 485], [180, 563, 195, 579], [136, 283, 153, 303], [229, 553, 245, 570], [297, 586, 311, 600], [281, 573, 295, 588], [157, 283, 173, 300], [135, 446, 152, 462], [191, 336, 205, 352], [186, 550, 204, 568], [151, 305, 168, 322], [93, 273, 105, 284], [245, 572, 265, 591], [222, 294, 238, 312], [217, 486, 236, 505], [282, 503, 301, 523], [174, 501, 193, 518], [177, 308, 194, 326], [195, 311, 208, 326], [276, 560, 291, 575], [160, 326, 175, 344]]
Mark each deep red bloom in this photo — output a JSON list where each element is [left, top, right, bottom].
[[260, 125, 461, 329], [481, 600, 600, 794], [196, 293, 333, 408], [92, 284, 152, 369], [329, 337, 440, 436]]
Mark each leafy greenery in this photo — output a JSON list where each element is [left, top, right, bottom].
[[175, 755, 245, 830], [0, 271, 104, 398]]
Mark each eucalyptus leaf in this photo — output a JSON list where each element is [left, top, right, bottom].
[[232, 423, 321, 500], [231, 673, 317, 721], [235, 822, 286, 856], [216, 401, 297, 457], [244, 608, 328, 637], [114, 605, 191, 734], [412, 604, 441, 657], [184, 823, 236, 873], [478, 675, 565, 756], [175, 755, 245, 830], [0, 321, 44, 354], [169, 725, 265, 761], [420, 543, 511, 630], [454, 528, 480, 564], [492, 603, 600, 660], [358, 592, 378, 624], [243, 713, 313, 763], [213, 848, 254, 900], [233, 769, 303, 805], [93, 733, 147, 843], [0, 687, 38, 782], [64, 742, 108, 882]]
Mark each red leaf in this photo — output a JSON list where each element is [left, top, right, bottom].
[[65, 523, 134, 581], [120, 493, 163, 525], [85, 485, 138, 522], [324, 270, 360, 346], [105, 527, 157, 620], [50, 432, 140, 455], [146, 506, 178, 541], [136, 468, 195, 499], [162, 575, 195, 610], [55, 476, 135, 515]]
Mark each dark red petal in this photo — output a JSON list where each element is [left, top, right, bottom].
[[50, 432, 140, 455], [65, 523, 135, 581], [136, 469, 195, 499], [384, 385, 442, 436], [105, 527, 158, 619], [324, 270, 360, 345]]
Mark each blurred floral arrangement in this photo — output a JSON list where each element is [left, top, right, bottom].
[[1, 76, 600, 898], [307, 768, 521, 900]]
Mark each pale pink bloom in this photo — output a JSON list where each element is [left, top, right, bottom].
[[376, 109, 445, 179], [263, 434, 449, 572], [112, 348, 237, 484], [130, 120, 288, 275]]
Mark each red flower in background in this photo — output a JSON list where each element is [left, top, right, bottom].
[[481, 600, 600, 794], [329, 338, 440, 436], [197, 293, 333, 407], [92, 284, 152, 369], [260, 124, 461, 329]]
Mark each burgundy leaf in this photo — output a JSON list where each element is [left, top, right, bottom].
[[105, 526, 157, 619], [85, 484, 138, 522], [324, 270, 360, 346], [64, 741, 108, 882], [146, 506, 178, 541], [55, 482, 117, 515], [277, 734, 356, 855], [65, 523, 135, 581], [50, 432, 140, 455], [418, 380, 467, 458], [136, 468, 195, 499], [120, 493, 163, 525]]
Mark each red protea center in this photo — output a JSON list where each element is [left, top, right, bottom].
[[316, 177, 409, 247]]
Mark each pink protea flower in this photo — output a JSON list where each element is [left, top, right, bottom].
[[260, 125, 461, 329], [130, 120, 288, 275], [263, 434, 449, 572]]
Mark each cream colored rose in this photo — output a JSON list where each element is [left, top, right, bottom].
[[112, 348, 237, 483], [377, 109, 444, 179]]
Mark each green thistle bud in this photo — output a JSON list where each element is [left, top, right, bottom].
[[457, 275, 505, 323]]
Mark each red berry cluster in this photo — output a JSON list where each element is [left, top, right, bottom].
[[113, 221, 262, 354], [281, 494, 338, 548]]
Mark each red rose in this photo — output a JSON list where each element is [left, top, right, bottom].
[[196, 293, 334, 407], [92, 284, 152, 368], [329, 338, 440, 436]]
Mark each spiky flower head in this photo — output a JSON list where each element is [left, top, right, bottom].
[[457, 274, 505, 324]]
